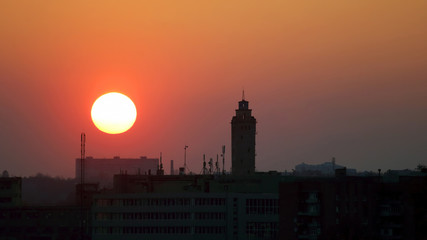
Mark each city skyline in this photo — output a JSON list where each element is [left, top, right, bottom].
[[1, 1, 427, 178]]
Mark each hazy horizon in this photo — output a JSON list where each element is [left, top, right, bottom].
[[1, 1, 426, 178]]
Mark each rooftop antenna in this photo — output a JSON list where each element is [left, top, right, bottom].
[[80, 132, 86, 240], [202, 154, 208, 175], [80, 133, 85, 186], [184, 145, 188, 174], [242, 88, 245, 100], [215, 154, 220, 175], [157, 152, 164, 175], [221, 145, 226, 175], [209, 158, 213, 174]]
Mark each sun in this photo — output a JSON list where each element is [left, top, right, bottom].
[[91, 92, 137, 134]]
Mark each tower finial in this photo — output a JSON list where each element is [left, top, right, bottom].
[[242, 88, 245, 100]]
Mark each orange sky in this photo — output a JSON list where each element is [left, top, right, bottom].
[[1, 1, 427, 177]]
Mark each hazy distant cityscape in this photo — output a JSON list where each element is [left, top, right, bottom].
[[2, 0, 426, 239], [2, 159, 426, 207], [1, 97, 427, 240]]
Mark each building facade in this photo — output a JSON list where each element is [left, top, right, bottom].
[[279, 174, 427, 240], [91, 173, 280, 240], [0, 206, 82, 240]]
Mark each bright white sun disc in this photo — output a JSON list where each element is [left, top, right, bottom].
[[91, 92, 137, 134]]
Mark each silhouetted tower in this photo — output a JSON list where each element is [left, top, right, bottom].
[[231, 92, 256, 175]]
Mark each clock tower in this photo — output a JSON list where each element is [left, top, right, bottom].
[[231, 93, 257, 175]]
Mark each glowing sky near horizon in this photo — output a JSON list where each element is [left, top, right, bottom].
[[0, 1, 426, 177]]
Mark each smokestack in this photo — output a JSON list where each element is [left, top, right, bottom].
[[170, 160, 174, 175]]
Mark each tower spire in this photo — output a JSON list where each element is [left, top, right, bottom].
[[242, 89, 245, 100]]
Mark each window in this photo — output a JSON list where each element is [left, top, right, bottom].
[[246, 222, 278, 239], [246, 199, 279, 215]]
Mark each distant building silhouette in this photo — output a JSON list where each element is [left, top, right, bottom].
[[231, 95, 257, 175], [0, 176, 21, 207], [75, 156, 158, 188], [295, 159, 357, 176], [2, 170, 9, 178]]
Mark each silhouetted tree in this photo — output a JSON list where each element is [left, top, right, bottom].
[[22, 173, 76, 206], [416, 164, 427, 173]]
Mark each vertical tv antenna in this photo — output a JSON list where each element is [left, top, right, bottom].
[[215, 154, 220, 175], [80, 132, 85, 240], [81, 133, 86, 185], [157, 152, 164, 175], [202, 154, 208, 175], [209, 158, 213, 174], [184, 145, 188, 173], [221, 145, 225, 175]]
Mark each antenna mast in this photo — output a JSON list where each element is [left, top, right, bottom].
[[184, 145, 188, 173], [209, 158, 213, 174], [81, 133, 85, 185], [202, 154, 208, 175], [221, 145, 225, 175], [216, 154, 220, 175], [157, 152, 164, 175], [80, 132, 86, 240]]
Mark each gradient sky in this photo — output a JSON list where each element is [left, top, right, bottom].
[[1, 1, 426, 177]]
